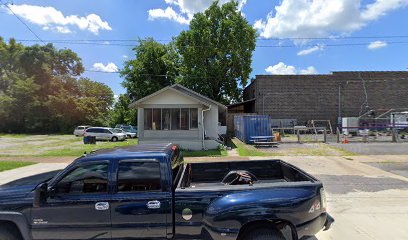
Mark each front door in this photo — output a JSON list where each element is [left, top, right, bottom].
[[110, 160, 170, 239], [31, 162, 111, 240]]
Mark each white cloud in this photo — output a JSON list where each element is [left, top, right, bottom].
[[92, 63, 119, 73], [148, 0, 247, 24], [367, 40, 387, 50], [265, 62, 318, 75], [297, 45, 325, 56], [148, 7, 190, 25], [122, 55, 129, 59], [254, 0, 408, 39], [300, 66, 318, 75], [6, 4, 112, 34], [265, 62, 297, 75]]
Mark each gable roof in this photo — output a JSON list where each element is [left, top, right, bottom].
[[129, 84, 227, 109]]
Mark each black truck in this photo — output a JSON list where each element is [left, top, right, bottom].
[[0, 143, 333, 240]]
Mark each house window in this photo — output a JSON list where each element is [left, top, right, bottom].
[[162, 109, 171, 130], [190, 108, 198, 129], [180, 108, 189, 130], [145, 108, 199, 130], [144, 108, 152, 130], [152, 109, 162, 130], [171, 108, 180, 130]]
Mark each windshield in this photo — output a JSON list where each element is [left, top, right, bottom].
[[112, 128, 123, 133]]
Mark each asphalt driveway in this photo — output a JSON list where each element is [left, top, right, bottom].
[[330, 142, 408, 155], [261, 156, 408, 240]]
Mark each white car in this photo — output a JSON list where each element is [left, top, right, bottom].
[[120, 126, 138, 138], [73, 126, 90, 136], [84, 127, 126, 142], [112, 128, 128, 139]]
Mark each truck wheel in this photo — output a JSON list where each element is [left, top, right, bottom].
[[111, 136, 118, 142], [243, 228, 285, 240], [0, 226, 22, 240]]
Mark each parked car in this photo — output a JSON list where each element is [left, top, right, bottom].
[[84, 127, 126, 142], [73, 125, 90, 136], [114, 124, 137, 138], [0, 143, 333, 240], [112, 128, 128, 139], [121, 126, 138, 138]]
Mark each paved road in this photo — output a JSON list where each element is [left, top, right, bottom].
[[251, 156, 408, 240], [330, 142, 408, 155]]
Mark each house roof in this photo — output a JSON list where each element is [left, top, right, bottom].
[[129, 84, 227, 110]]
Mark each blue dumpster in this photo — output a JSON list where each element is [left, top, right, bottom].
[[83, 136, 90, 144], [83, 136, 96, 144], [234, 115, 272, 144]]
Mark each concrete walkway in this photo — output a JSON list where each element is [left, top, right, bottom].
[[0, 163, 68, 185]]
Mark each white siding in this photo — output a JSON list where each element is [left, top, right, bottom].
[[143, 89, 198, 105], [135, 87, 224, 150]]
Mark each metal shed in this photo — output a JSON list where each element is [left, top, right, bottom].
[[234, 115, 272, 144]]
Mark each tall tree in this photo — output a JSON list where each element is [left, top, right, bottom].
[[176, 0, 256, 104], [0, 38, 114, 133], [109, 94, 137, 126], [120, 38, 180, 100]]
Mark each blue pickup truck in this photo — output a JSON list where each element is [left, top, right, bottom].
[[0, 144, 333, 240]]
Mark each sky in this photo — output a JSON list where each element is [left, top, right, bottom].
[[1, 0, 408, 96]]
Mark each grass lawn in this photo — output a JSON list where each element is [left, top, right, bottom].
[[233, 139, 273, 156], [182, 149, 228, 158], [232, 138, 357, 156], [0, 161, 35, 172], [0, 134, 138, 157], [41, 139, 139, 156]]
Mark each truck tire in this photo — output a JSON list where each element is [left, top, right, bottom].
[[243, 228, 285, 240], [0, 226, 22, 240], [111, 136, 118, 142]]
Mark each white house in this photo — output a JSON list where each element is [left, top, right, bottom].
[[130, 84, 227, 150]]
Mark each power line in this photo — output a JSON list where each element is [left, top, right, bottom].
[[0, 0, 44, 43], [13, 39, 408, 49], [12, 34, 408, 42]]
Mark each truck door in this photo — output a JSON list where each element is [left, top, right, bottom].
[[110, 159, 171, 239], [31, 162, 111, 240]]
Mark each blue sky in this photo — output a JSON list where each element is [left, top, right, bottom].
[[1, 0, 408, 96]]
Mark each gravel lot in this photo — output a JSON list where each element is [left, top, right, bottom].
[[330, 142, 408, 155]]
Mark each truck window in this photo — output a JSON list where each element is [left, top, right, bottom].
[[117, 161, 161, 192], [55, 163, 108, 195], [171, 148, 183, 188]]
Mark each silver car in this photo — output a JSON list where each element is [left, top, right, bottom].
[[84, 127, 126, 142], [73, 126, 90, 136]]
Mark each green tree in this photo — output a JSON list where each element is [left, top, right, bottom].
[[76, 78, 114, 127], [109, 94, 137, 126], [176, 0, 256, 104], [0, 37, 114, 133], [120, 38, 180, 100]]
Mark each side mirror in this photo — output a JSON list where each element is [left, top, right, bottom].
[[33, 183, 48, 208]]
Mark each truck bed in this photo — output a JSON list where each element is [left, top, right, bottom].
[[177, 160, 317, 190]]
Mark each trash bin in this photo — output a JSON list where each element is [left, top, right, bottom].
[[89, 136, 96, 144], [83, 136, 90, 144]]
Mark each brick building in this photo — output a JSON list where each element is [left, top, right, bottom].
[[229, 71, 408, 127]]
